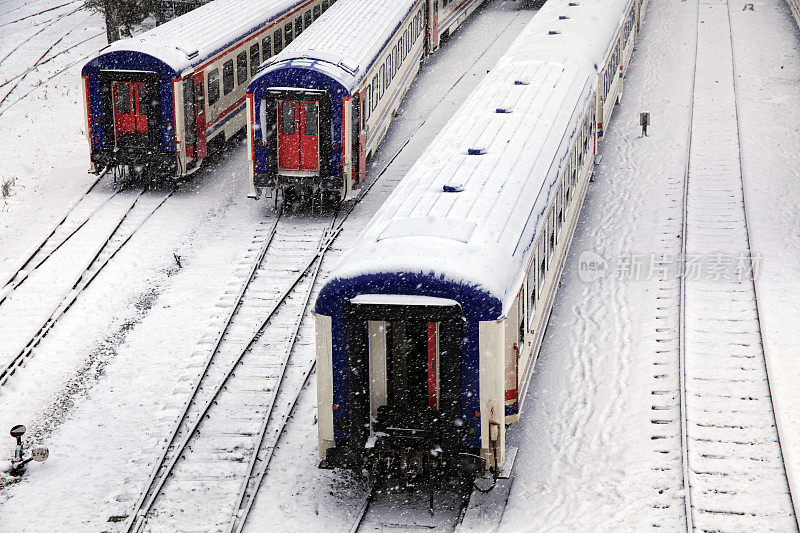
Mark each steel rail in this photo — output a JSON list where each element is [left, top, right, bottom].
[[226, 222, 339, 533], [124, 214, 282, 532], [0, 188, 173, 388], [127, 217, 336, 532], [676, 0, 700, 529], [725, 1, 797, 526], [0, 167, 107, 293], [0, 188, 120, 306]]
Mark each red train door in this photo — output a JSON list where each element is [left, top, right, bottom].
[[278, 100, 299, 169], [427, 322, 438, 409], [133, 83, 149, 134], [113, 81, 135, 137], [113, 81, 148, 140], [299, 101, 319, 170], [277, 99, 319, 172]]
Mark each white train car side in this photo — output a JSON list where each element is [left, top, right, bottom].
[[313, 0, 646, 475]]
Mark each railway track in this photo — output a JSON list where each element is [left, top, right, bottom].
[[124, 210, 339, 532], [0, 1, 99, 115], [0, 173, 113, 303], [672, 0, 796, 529], [0, 185, 173, 389], [0, 0, 81, 27]]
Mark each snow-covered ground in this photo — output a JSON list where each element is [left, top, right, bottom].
[[1, 0, 799, 530]]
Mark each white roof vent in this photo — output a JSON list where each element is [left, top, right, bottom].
[[176, 45, 199, 59]]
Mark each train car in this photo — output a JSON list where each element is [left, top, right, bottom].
[[81, 0, 336, 178], [246, 0, 486, 202], [313, 0, 645, 478], [788, 0, 800, 30]]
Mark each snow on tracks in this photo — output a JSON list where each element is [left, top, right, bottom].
[[124, 213, 338, 532], [675, 0, 796, 528], [0, 180, 173, 390], [0, 0, 104, 116]]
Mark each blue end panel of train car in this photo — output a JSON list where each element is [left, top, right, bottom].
[[81, 51, 179, 154], [315, 273, 503, 450], [249, 64, 349, 177]]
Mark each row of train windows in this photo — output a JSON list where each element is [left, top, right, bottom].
[[522, 105, 595, 330], [362, 8, 425, 124], [602, 39, 621, 99], [623, 6, 635, 43], [206, 0, 337, 106]]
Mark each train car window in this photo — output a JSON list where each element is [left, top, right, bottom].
[[183, 80, 196, 144], [517, 291, 525, 343], [281, 102, 295, 134], [250, 44, 259, 77], [295, 16, 302, 36], [322, 0, 329, 10], [304, 102, 318, 135], [196, 81, 204, 108], [208, 69, 220, 105], [539, 255, 546, 291], [223, 59, 234, 95], [394, 46, 400, 75], [371, 74, 378, 110], [548, 215, 555, 260], [284, 22, 293, 46], [363, 94, 370, 124], [273, 30, 282, 54], [573, 144, 579, 176], [305, 10, 312, 28], [115, 83, 131, 115], [527, 261, 536, 323], [566, 176, 572, 206], [237, 51, 247, 85], [379, 65, 386, 99], [262, 36, 272, 61], [313, 5, 321, 19], [138, 85, 150, 115]]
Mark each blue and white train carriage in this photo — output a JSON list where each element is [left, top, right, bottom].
[[246, 0, 487, 201], [81, 0, 337, 177], [314, 0, 646, 476]]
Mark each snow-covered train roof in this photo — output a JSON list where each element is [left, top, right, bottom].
[[254, 0, 419, 92], [92, 0, 310, 73], [520, 0, 635, 71], [319, 0, 633, 318]]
